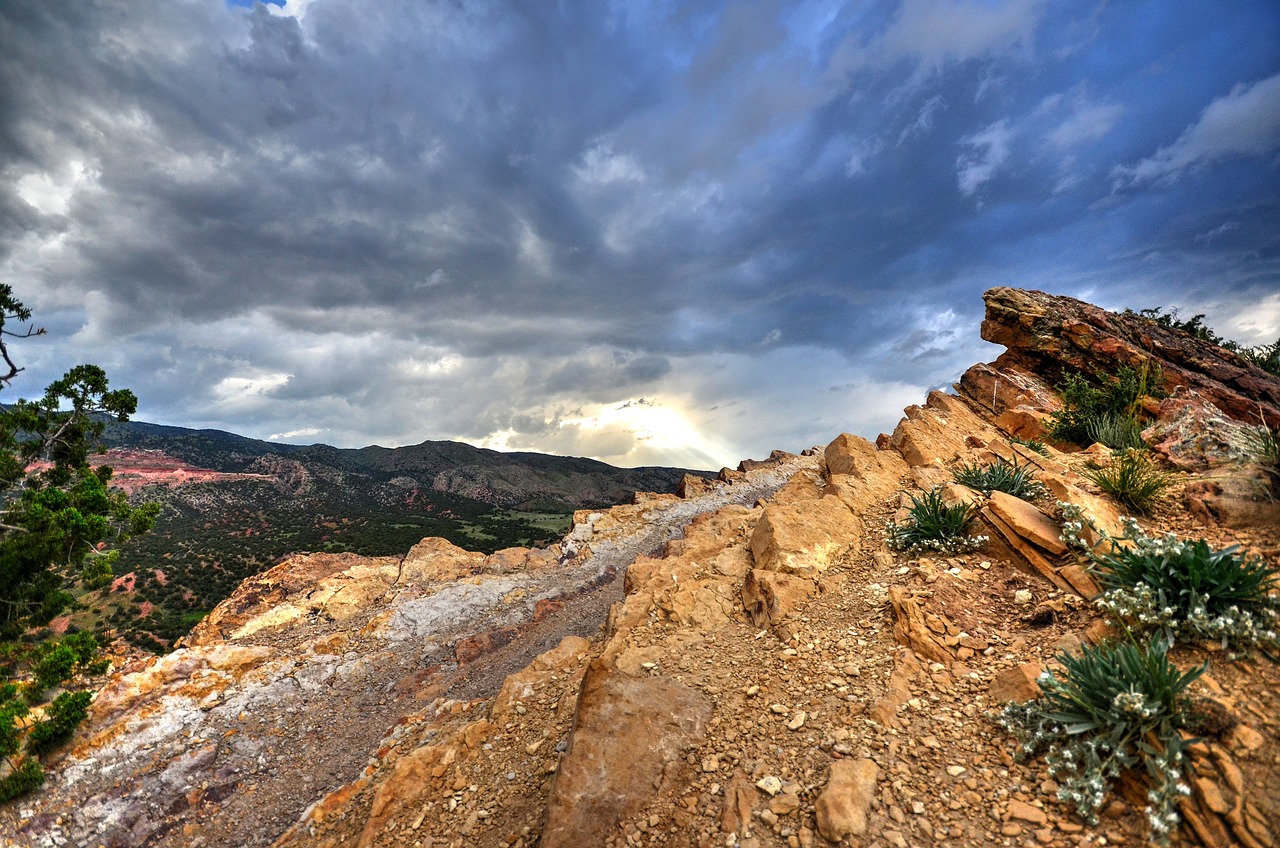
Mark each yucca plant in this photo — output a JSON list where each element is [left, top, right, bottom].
[[885, 487, 986, 554], [996, 637, 1203, 843], [953, 455, 1046, 499], [1084, 449, 1172, 515]]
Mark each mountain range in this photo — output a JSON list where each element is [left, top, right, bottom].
[[75, 421, 707, 650]]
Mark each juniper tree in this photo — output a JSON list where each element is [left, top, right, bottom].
[[0, 285, 159, 640]]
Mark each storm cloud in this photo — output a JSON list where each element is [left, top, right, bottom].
[[3, 0, 1278, 468]]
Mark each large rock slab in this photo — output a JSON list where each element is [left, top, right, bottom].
[[541, 663, 712, 848], [749, 495, 862, 574], [889, 391, 1000, 467], [987, 490, 1067, 554]]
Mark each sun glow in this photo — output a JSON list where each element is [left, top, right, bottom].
[[479, 398, 732, 470]]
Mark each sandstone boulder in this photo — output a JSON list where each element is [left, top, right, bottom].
[[889, 391, 1001, 467], [980, 286, 1280, 429], [400, 536, 487, 584], [749, 496, 861, 574], [987, 491, 1067, 554], [815, 758, 879, 841], [742, 568, 818, 628], [541, 663, 712, 848]]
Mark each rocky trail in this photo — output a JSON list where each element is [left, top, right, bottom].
[[4, 287, 1279, 848], [2, 454, 807, 848]]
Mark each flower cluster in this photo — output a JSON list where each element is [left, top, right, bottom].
[[992, 639, 1202, 845], [884, 520, 988, 554], [1058, 502, 1280, 651]]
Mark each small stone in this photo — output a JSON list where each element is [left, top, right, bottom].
[[756, 776, 783, 797], [759, 809, 778, 827], [702, 756, 720, 773], [770, 793, 801, 816], [770, 704, 788, 715], [884, 830, 908, 848], [815, 759, 879, 841], [1014, 589, 1034, 604], [1006, 799, 1048, 826], [945, 765, 967, 777], [787, 711, 806, 731]]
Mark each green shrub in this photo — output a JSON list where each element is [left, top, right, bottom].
[[26, 690, 93, 756], [996, 637, 1202, 843], [25, 644, 77, 701], [953, 455, 1046, 499], [1087, 412, 1146, 451], [1083, 449, 1173, 515], [0, 757, 43, 803], [1048, 364, 1159, 447], [886, 488, 987, 554]]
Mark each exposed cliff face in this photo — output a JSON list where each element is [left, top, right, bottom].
[[972, 286, 1280, 429], [6, 289, 1278, 848]]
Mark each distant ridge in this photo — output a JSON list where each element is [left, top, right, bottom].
[[101, 418, 709, 510]]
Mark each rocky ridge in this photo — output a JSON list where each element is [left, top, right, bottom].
[[4, 287, 1278, 848]]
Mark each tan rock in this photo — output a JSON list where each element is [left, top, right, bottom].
[[186, 551, 397, 645], [400, 536, 486, 584], [823, 433, 910, 501], [541, 663, 712, 848], [749, 496, 861, 574], [995, 406, 1052, 440], [888, 587, 953, 666], [987, 491, 1067, 554], [815, 758, 879, 841], [1006, 799, 1048, 826], [722, 772, 756, 835], [742, 569, 818, 629], [678, 473, 714, 498], [490, 635, 591, 719], [990, 663, 1043, 703], [889, 391, 1000, 467]]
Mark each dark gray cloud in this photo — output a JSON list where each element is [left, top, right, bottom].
[[2, 0, 1278, 467]]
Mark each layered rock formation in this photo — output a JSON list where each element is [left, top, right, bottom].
[[4, 288, 1278, 848]]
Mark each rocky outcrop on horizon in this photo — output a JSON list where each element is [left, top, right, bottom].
[[4, 288, 1278, 848]]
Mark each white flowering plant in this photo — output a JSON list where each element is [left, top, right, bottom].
[[885, 487, 987, 555], [1060, 504, 1279, 651], [995, 638, 1203, 843]]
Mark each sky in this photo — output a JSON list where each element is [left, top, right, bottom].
[[2, 0, 1279, 470]]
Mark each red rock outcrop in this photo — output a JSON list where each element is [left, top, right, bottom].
[[974, 286, 1280, 428]]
